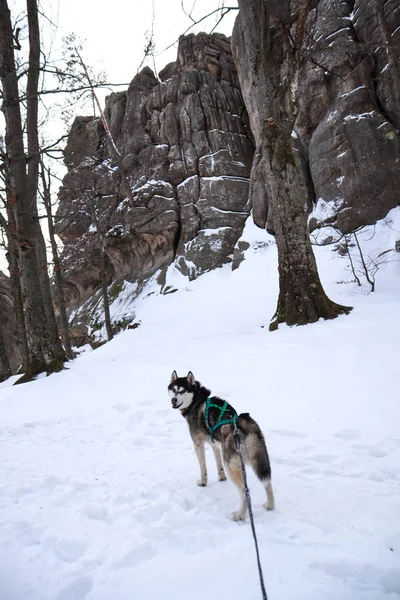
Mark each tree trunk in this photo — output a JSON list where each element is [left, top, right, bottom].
[[232, 0, 352, 331], [26, 0, 66, 365], [0, 0, 66, 381], [4, 172, 29, 371], [88, 190, 114, 342], [41, 164, 74, 359], [0, 326, 12, 382], [99, 246, 114, 342]]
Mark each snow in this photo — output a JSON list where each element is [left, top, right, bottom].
[[309, 196, 345, 224], [344, 111, 376, 122], [177, 175, 198, 189], [1, 213, 400, 600], [392, 25, 400, 37], [325, 27, 352, 42], [327, 110, 338, 123], [200, 227, 233, 237], [202, 205, 248, 215], [340, 86, 366, 99], [201, 175, 250, 183], [132, 179, 172, 193]]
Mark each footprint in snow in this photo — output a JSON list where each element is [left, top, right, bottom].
[[312, 560, 400, 596], [334, 429, 362, 441], [356, 438, 400, 458], [369, 467, 400, 482], [43, 475, 65, 489], [270, 429, 308, 439], [117, 544, 157, 568], [53, 539, 88, 563], [56, 576, 93, 600], [138, 398, 156, 406], [308, 453, 337, 464], [83, 504, 109, 522], [112, 402, 130, 413], [11, 521, 42, 546]]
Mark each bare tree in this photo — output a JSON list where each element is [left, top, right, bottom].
[[87, 189, 114, 342], [54, 162, 117, 343], [39, 160, 74, 358], [73, 47, 134, 205], [0, 0, 66, 382], [0, 153, 29, 371], [232, 1, 352, 330]]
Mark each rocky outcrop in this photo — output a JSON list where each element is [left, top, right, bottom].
[[56, 33, 254, 310], [245, 0, 400, 235], [0, 272, 21, 372]]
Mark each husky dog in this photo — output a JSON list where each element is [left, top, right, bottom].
[[168, 371, 275, 521]]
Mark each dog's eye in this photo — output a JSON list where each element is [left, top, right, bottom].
[[173, 387, 185, 395]]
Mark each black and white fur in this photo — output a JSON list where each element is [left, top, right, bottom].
[[168, 370, 275, 521]]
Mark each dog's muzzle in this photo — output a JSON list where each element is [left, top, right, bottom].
[[171, 397, 179, 408]]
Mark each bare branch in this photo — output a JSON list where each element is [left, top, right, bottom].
[[162, 5, 238, 53], [137, 0, 156, 73], [181, 0, 197, 23]]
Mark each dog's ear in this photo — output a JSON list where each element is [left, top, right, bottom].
[[170, 370, 178, 383], [187, 371, 196, 385]]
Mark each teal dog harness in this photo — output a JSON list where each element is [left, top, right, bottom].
[[205, 397, 238, 443]]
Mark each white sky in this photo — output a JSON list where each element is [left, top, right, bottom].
[[54, 0, 238, 103]]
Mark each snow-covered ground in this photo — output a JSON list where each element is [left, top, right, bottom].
[[1, 212, 400, 600]]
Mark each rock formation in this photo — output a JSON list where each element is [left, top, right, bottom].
[[56, 33, 254, 310], [57, 4, 400, 320], [243, 0, 400, 235]]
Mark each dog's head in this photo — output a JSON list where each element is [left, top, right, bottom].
[[168, 370, 196, 411]]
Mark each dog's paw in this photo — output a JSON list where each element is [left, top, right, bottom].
[[197, 479, 207, 487], [231, 511, 246, 521], [263, 501, 275, 511], [218, 473, 227, 482]]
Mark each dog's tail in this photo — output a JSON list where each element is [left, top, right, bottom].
[[237, 413, 272, 482]]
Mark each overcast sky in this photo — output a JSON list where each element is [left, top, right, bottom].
[[55, 0, 238, 100]]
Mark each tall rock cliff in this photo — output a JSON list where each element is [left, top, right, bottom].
[[56, 33, 254, 310], [233, 0, 400, 235]]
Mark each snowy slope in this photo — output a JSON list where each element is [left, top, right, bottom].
[[1, 212, 400, 600]]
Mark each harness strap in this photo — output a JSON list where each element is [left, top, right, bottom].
[[205, 398, 238, 443]]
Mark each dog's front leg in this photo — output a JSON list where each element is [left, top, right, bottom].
[[194, 441, 207, 486]]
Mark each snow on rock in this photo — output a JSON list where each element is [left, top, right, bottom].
[[0, 217, 400, 599]]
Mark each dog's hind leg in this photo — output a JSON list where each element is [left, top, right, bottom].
[[245, 432, 275, 511], [222, 436, 247, 520], [225, 457, 247, 521], [211, 444, 227, 481], [193, 441, 208, 486], [263, 479, 275, 511]]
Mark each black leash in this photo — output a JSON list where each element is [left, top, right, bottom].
[[233, 422, 268, 600]]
